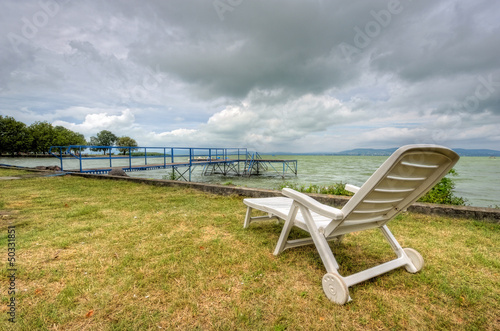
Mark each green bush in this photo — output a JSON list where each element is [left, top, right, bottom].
[[277, 182, 353, 196], [418, 169, 466, 205]]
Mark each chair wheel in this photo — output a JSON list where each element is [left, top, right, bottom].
[[403, 247, 424, 272], [322, 273, 349, 305]]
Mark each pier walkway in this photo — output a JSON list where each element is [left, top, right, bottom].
[[49, 146, 297, 181]]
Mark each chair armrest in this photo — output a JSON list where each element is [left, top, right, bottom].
[[282, 188, 344, 220], [345, 184, 360, 194]]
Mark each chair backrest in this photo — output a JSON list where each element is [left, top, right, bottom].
[[339, 145, 460, 224]]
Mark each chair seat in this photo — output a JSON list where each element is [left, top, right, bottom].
[[244, 197, 332, 231]]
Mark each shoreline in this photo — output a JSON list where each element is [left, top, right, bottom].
[[2, 165, 497, 222], [79, 172, 500, 223]]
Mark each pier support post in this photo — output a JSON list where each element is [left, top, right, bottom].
[[129, 147, 132, 170], [189, 148, 192, 182]]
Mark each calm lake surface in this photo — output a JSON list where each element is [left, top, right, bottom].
[[1, 155, 499, 208]]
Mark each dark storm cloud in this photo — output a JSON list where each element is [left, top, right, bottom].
[[1, 0, 499, 151]]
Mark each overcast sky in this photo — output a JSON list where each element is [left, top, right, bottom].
[[1, 0, 499, 153]]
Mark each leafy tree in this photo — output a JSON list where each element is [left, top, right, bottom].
[[0, 116, 86, 155], [70, 132, 86, 148], [0, 116, 32, 155], [29, 121, 55, 154], [116, 136, 138, 155], [53, 126, 86, 153], [89, 130, 117, 154]]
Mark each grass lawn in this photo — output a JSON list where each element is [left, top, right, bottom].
[[0, 169, 499, 330], [0, 168, 36, 177]]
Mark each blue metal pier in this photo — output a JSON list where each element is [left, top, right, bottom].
[[49, 145, 297, 181]]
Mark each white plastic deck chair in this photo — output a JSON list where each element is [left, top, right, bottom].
[[243, 144, 459, 304]]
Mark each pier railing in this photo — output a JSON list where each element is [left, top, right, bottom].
[[49, 145, 297, 180], [50, 146, 246, 170]]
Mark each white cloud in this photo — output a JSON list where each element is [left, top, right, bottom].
[[53, 109, 137, 137], [361, 127, 429, 142], [207, 106, 258, 135], [158, 128, 198, 137]]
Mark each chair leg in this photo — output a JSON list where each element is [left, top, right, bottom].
[[333, 234, 345, 245], [273, 203, 299, 255], [243, 207, 253, 228], [299, 205, 340, 273], [379, 225, 404, 257], [244, 207, 280, 229], [379, 225, 423, 273]]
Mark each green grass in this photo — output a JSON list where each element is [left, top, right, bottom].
[[0, 168, 33, 177], [0, 169, 499, 330]]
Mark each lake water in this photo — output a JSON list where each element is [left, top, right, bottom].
[[1, 155, 499, 208]]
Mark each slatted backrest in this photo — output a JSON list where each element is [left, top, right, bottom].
[[337, 145, 459, 226]]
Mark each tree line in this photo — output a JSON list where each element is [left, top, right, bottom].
[[0, 116, 137, 155]]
